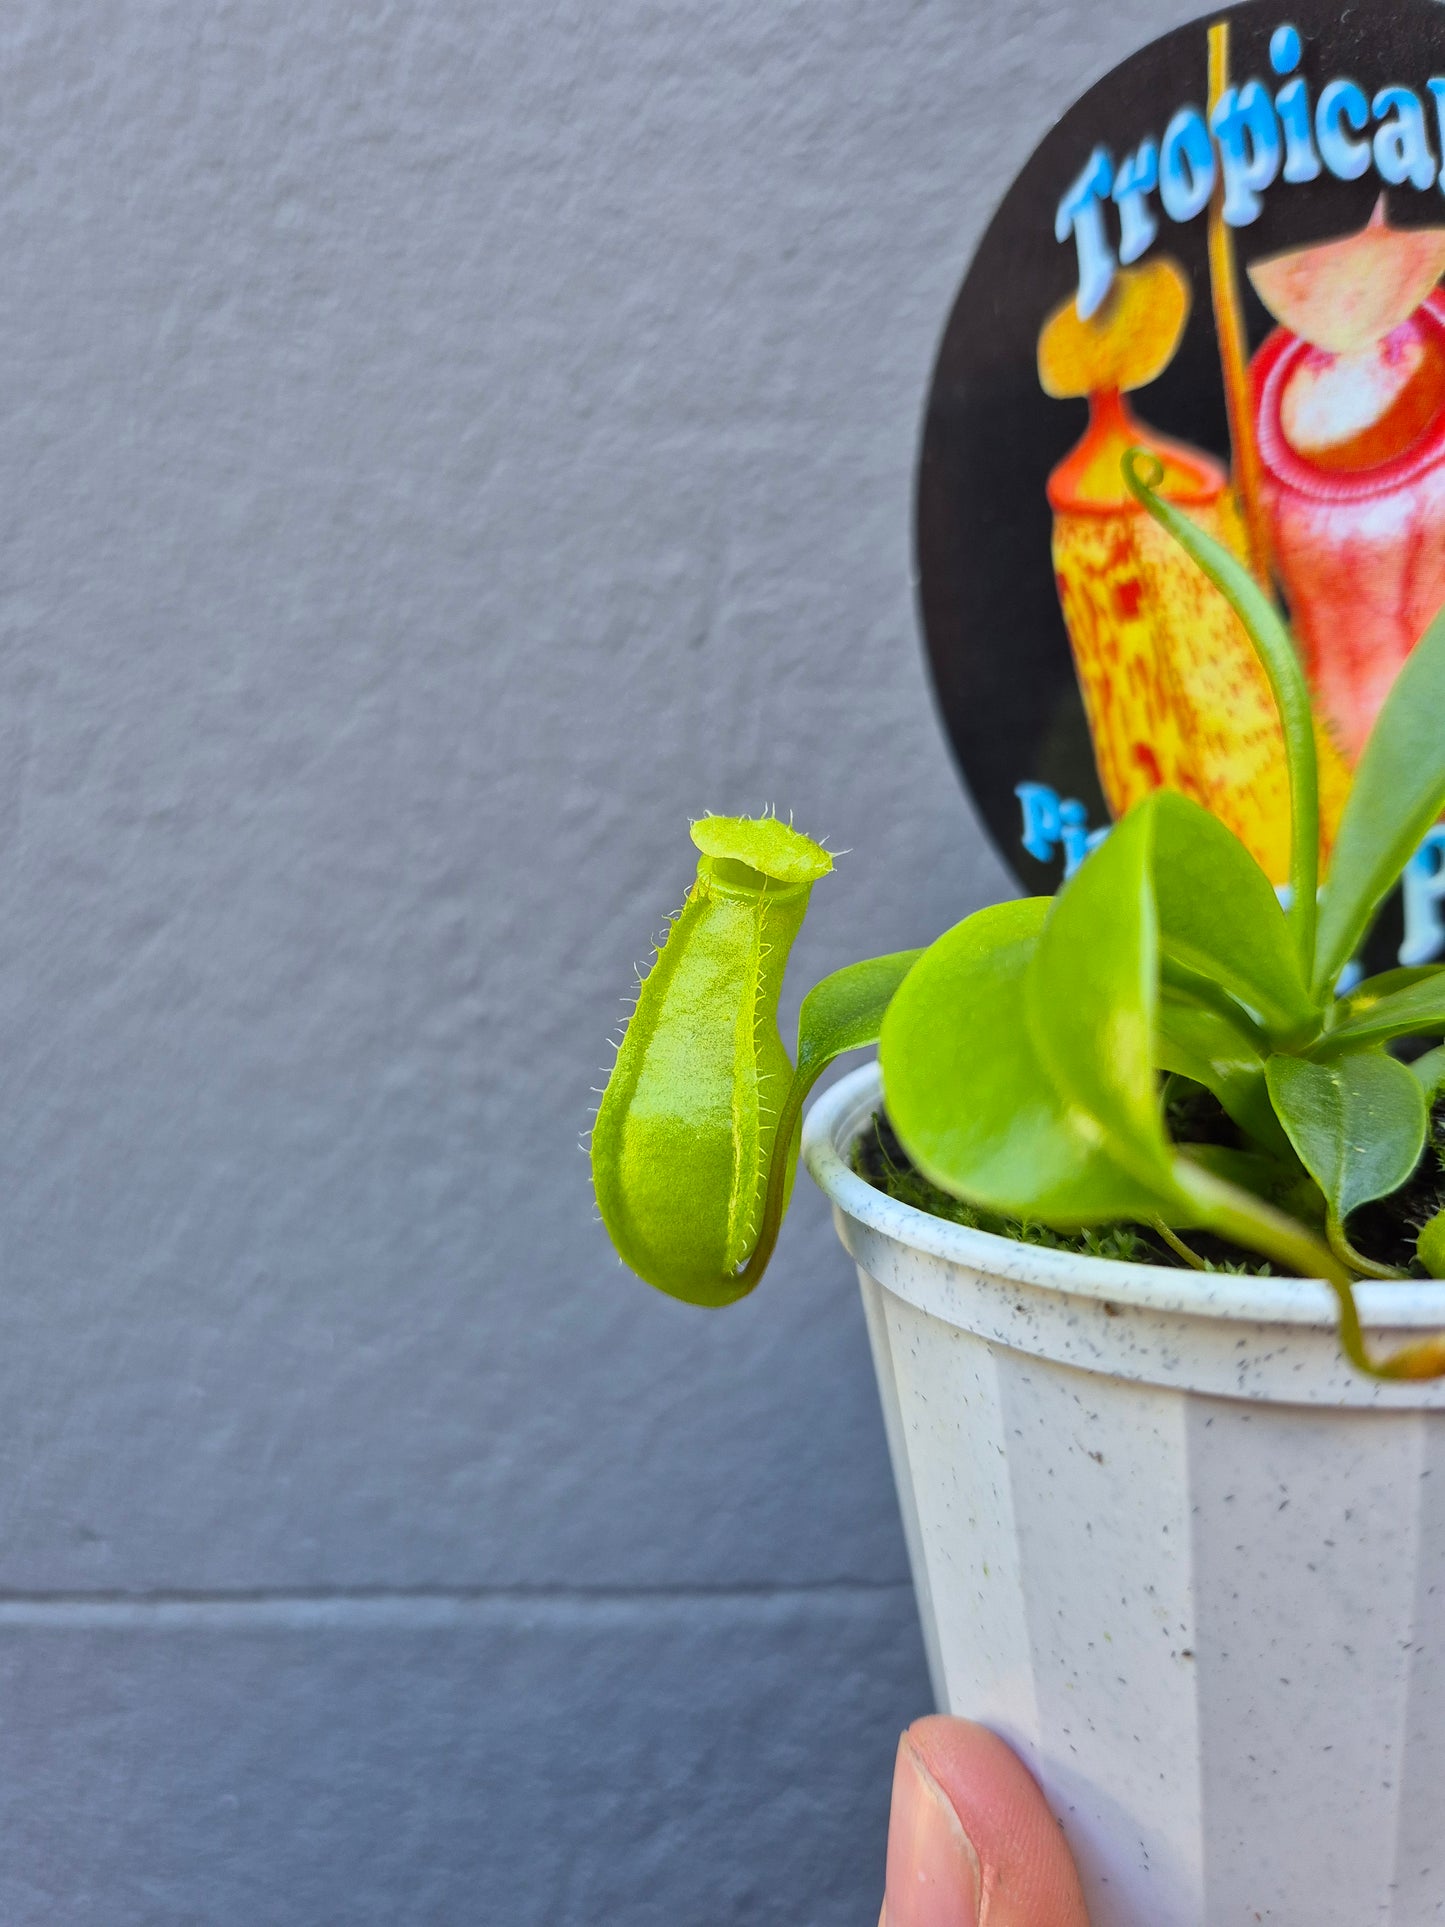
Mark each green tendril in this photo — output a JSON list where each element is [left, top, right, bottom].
[[1122, 447, 1320, 973]]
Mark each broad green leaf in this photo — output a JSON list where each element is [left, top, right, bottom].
[[1176, 1144, 1279, 1194], [1315, 966, 1445, 1055], [1265, 1051, 1427, 1221], [1176, 1143, 1320, 1222], [1151, 789, 1316, 1036], [1341, 965, 1443, 1008], [1314, 604, 1445, 996], [1419, 1209, 1445, 1277], [880, 898, 1174, 1223], [795, 951, 921, 1079], [1156, 996, 1293, 1157], [1027, 799, 1179, 1193], [1160, 954, 1270, 1051], [1412, 1043, 1445, 1102]]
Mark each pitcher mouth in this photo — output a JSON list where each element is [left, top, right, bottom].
[[1255, 293, 1445, 504]]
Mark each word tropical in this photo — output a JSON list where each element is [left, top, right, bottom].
[[1057, 22, 1445, 317], [1016, 786, 1445, 970]]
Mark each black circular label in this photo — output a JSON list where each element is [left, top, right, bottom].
[[918, 0, 1445, 973]]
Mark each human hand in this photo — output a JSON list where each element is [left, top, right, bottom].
[[879, 1717, 1090, 1926]]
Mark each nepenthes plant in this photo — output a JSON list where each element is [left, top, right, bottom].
[[591, 451, 1445, 1380]]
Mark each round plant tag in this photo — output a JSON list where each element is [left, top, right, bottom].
[[918, 0, 1445, 973]]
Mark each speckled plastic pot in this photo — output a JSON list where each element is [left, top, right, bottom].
[[803, 1062, 1445, 1927]]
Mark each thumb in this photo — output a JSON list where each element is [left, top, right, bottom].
[[881, 1716, 1090, 1926]]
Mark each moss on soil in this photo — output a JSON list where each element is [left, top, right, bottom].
[[852, 1084, 1445, 1278]]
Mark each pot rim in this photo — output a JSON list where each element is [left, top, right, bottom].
[[802, 1060, 1445, 1333]]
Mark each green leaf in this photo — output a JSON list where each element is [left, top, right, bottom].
[[1315, 967, 1445, 1055], [1313, 604, 1445, 996], [796, 952, 921, 1079], [1265, 1051, 1427, 1222], [1176, 1143, 1320, 1222], [1341, 965, 1443, 1007], [1412, 1043, 1445, 1102], [1156, 996, 1294, 1157], [1418, 1209, 1445, 1278], [1026, 799, 1179, 1193], [880, 897, 1174, 1223], [1151, 789, 1316, 1037]]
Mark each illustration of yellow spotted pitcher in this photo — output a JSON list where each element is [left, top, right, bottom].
[[1039, 257, 1349, 885]]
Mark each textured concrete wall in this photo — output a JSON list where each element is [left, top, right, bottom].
[[0, 0, 1201, 1919]]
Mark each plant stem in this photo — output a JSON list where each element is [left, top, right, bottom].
[[1173, 1160, 1445, 1380], [1153, 1220, 1210, 1270], [1326, 1210, 1408, 1282]]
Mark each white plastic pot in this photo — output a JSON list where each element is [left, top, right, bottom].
[[803, 1062, 1445, 1927]]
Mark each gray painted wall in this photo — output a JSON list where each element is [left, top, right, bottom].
[[0, 0, 1201, 1919]]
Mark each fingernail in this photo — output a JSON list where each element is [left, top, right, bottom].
[[884, 1732, 982, 1927]]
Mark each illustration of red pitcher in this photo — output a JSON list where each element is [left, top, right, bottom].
[[1251, 202, 1445, 761]]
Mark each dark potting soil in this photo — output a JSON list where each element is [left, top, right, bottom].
[[852, 1085, 1445, 1278]]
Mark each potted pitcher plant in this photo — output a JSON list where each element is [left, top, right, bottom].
[[589, 459, 1445, 1927]]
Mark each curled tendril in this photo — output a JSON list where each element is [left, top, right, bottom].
[[1122, 444, 1320, 971], [1123, 447, 1166, 494]]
